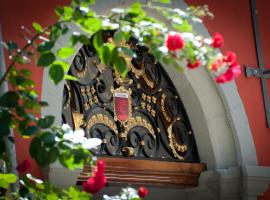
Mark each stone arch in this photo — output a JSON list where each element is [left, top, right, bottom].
[[42, 0, 257, 169], [40, 1, 270, 199]]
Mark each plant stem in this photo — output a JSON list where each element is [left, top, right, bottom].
[[0, 21, 65, 86]]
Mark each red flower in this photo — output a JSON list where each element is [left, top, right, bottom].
[[211, 32, 224, 48], [166, 32, 185, 51], [216, 63, 241, 83], [138, 186, 148, 198], [223, 51, 236, 63], [83, 160, 106, 194], [187, 60, 201, 69], [16, 159, 31, 173]]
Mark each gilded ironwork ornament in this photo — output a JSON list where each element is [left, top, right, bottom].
[[61, 32, 199, 162]]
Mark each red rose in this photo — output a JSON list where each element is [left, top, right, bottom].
[[187, 60, 201, 69], [211, 32, 224, 48], [216, 63, 241, 83], [166, 32, 185, 51], [138, 186, 148, 198], [83, 160, 106, 194], [16, 159, 31, 173], [223, 51, 236, 63]]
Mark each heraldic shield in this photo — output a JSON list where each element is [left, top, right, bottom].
[[113, 87, 132, 123]]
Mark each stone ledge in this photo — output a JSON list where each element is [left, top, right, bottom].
[[243, 165, 270, 199]]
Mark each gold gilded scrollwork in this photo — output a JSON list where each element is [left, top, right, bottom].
[[63, 84, 71, 110], [86, 114, 118, 138], [142, 74, 154, 88], [72, 111, 84, 130], [123, 116, 156, 139], [167, 118, 188, 160], [161, 94, 172, 123]]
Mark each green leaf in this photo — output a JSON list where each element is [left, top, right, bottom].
[[36, 147, 48, 167], [99, 44, 114, 65], [70, 33, 89, 46], [5, 41, 18, 53], [30, 137, 42, 158], [59, 151, 75, 169], [37, 51, 56, 67], [56, 47, 75, 59], [0, 114, 11, 137], [173, 20, 192, 32], [19, 187, 29, 198], [0, 91, 19, 107], [23, 126, 39, 136], [113, 31, 127, 44], [55, 6, 73, 20], [32, 22, 43, 33], [48, 147, 59, 163], [81, 18, 101, 33], [52, 60, 69, 72], [129, 2, 145, 16], [119, 47, 136, 58], [153, 0, 171, 3], [62, 6, 74, 20], [20, 69, 32, 77], [40, 132, 55, 147], [37, 41, 54, 52], [37, 116, 55, 129], [0, 173, 17, 189], [114, 57, 128, 77], [93, 31, 103, 52], [64, 74, 78, 81], [55, 6, 64, 17], [15, 75, 26, 85], [50, 25, 61, 41], [38, 101, 49, 107], [49, 64, 65, 84]]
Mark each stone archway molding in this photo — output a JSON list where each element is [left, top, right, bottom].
[[41, 0, 270, 199]]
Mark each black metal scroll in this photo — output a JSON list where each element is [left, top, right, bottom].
[[62, 32, 199, 162]]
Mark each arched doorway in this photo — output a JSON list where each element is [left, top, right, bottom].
[[41, 1, 269, 199]]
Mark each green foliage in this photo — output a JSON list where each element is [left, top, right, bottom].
[[0, 91, 19, 107], [49, 64, 65, 84], [70, 33, 89, 46], [56, 47, 75, 59], [32, 22, 43, 33], [0, 173, 17, 189], [0, 0, 230, 199], [37, 116, 55, 129], [81, 18, 102, 33], [37, 41, 55, 52], [38, 51, 56, 67]]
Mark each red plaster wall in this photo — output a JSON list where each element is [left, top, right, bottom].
[[0, 0, 69, 178], [185, 0, 270, 199], [1, 0, 270, 199]]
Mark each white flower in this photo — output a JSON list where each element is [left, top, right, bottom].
[[62, 124, 72, 134], [140, 21, 151, 26], [172, 17, 183, 25], [111, 8, 124, 14], [62, 125, 102, 150], [82, 138, 102, 149], [182, 32, 194, 41], [122, 25, 131, 32], [158, 46, 168, 54], [103, 195, 121, 200], [173, 9, 188, 18], [204, 38, 212, 45]]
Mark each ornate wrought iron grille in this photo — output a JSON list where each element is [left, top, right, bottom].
[[62, 32, 199, 162]]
